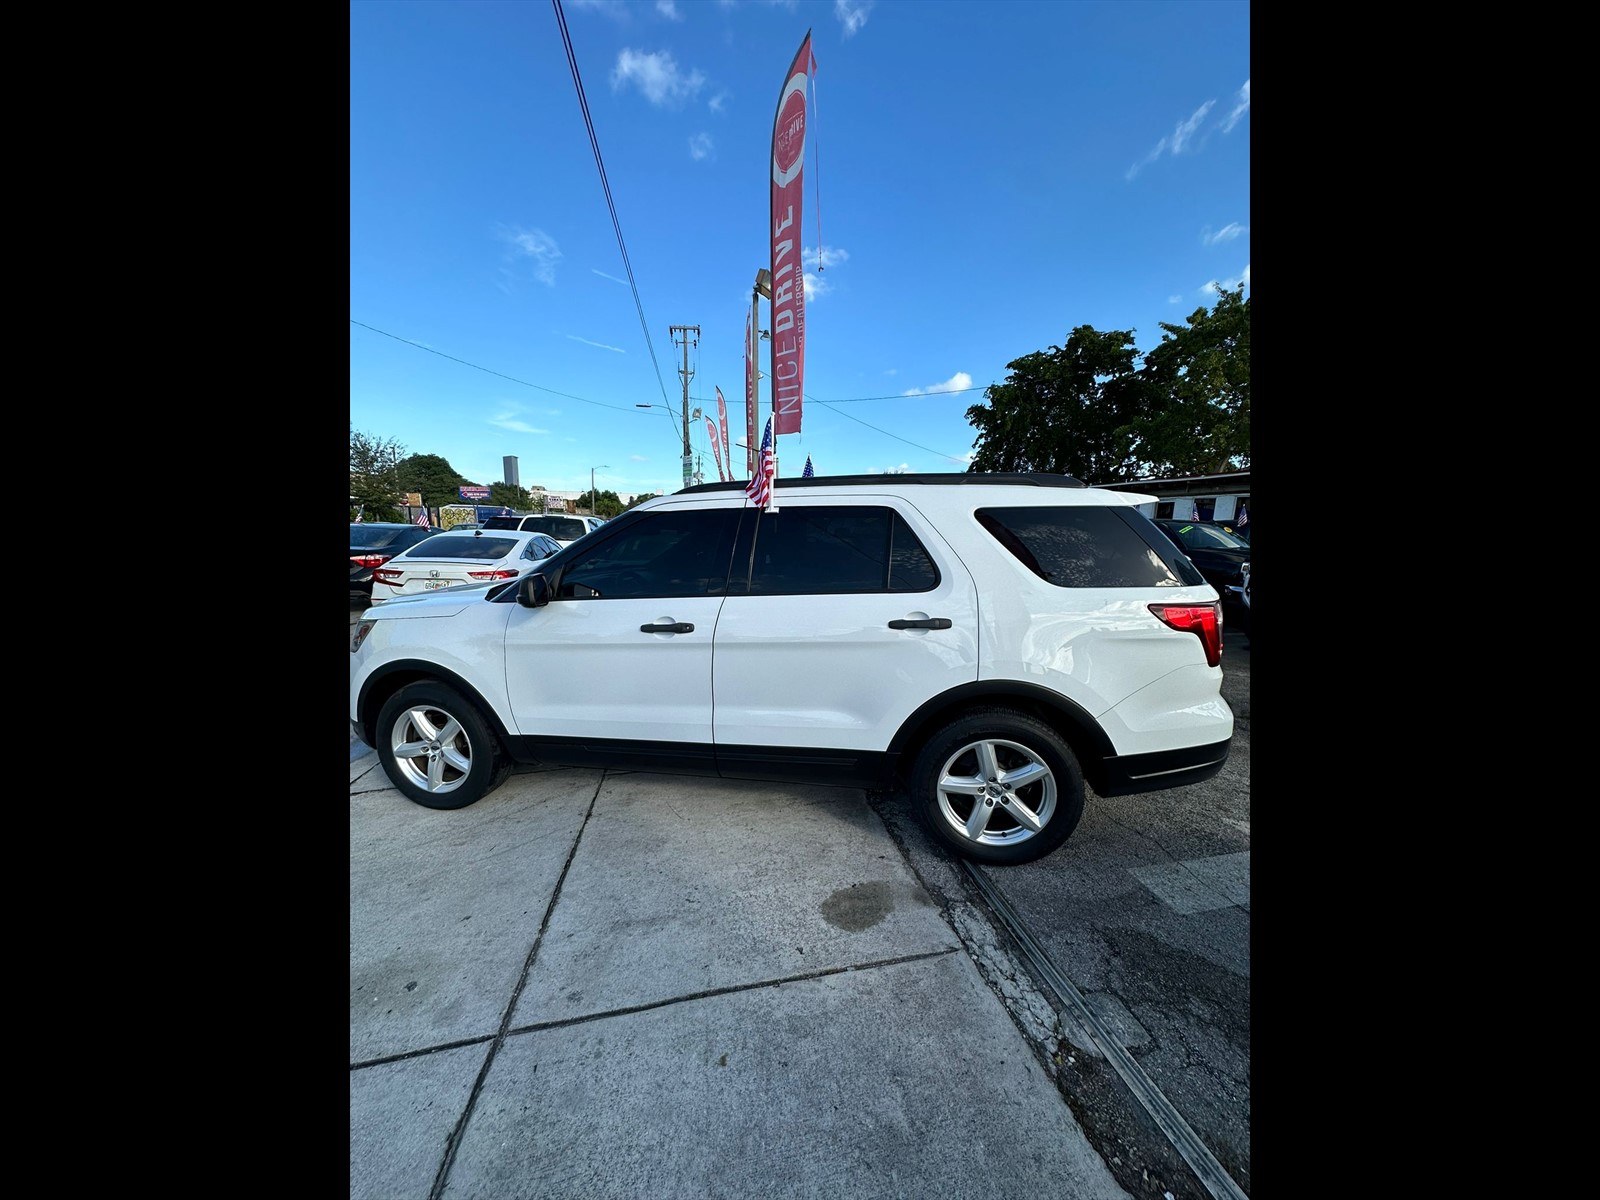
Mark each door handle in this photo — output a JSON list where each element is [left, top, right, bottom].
[[640, 622, 695, 634], [888, 617, 952, 630]]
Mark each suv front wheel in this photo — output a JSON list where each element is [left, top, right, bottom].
[[376, 681, 513, 810], [909, 709, 1086, 865]]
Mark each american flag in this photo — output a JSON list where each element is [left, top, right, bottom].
[[415, 509, 430, 529], [1238, 505, 1248, 526], [1190, 503, 1200, 521], [500, 506, 511, 515], [802, 455, 814, 478], [354, 510, 364, 523], [746, 418, 775, 509]]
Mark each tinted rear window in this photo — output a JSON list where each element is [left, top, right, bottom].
[[523, 516, 588, 540], [397, 534, 519, 560], [481, 517, 520, 530], [351, 526, 410, 548], [977, 506, 1197, 587]]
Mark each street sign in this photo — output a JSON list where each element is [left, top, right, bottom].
[[459, 486, 491, 500], [403, 492, 423, 507]]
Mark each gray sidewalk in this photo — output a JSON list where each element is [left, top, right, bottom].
[[350, 748, 1132, 1199]]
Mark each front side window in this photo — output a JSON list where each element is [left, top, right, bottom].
[[555, 508, 739, 599], [978, 506, 1190, 588], [731, 505, 938, 595]]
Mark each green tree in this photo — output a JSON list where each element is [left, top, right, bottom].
[[398, 454, 476, 510], [1139, 285, 1250, 476], [625, 492, 660, 511], [577, 489, 625, 518], [350, 425, 406, 521], [488, 483, 532, 511], [966, 326, 1157, 484]]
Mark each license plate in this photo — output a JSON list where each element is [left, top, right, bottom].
[[423, 579, 452, 590]]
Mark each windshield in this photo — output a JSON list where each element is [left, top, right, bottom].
[[1169, 523, 1249, 551]]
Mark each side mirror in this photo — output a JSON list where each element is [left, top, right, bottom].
[[518, 573, 551, 608]]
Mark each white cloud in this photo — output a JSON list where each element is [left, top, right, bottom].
[[872, 463, 912, 474], [883, 368, 898, 376], [709, 90, 729, 113], [1203, 222, 1248, 246], [1222, 79, 1250, 133], [592, 268, 628, 285], [1125, 99, 1217, 180], [570, 0, 629, 18], [835, 0, 873, 37], [1201, 263, 1251, 296], [655, 0, 683, 20], [489, 406, 551, 435], [1167, 101, 1213, 154], [1167, 294, 1184, 305], [802, 245, 849, 270], [803, 272, 831, 301], [689, 132, 714, 161], [566, 334, 627, 353], [902, 371, 973, 397], [630, 453, 648, 462], [611, 48, 705, 106], [499, 226, 562, 285]]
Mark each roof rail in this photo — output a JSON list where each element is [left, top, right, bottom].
[[676, 471, 1085, 494]]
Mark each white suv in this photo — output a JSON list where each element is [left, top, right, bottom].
[[350, 473, 1232, 865], [480, 513, 604, 546]]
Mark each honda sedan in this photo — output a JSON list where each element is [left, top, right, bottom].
[[368, 529, 563, 604]]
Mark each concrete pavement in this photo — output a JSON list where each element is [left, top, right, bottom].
[[350, 750, 1136, 1199]]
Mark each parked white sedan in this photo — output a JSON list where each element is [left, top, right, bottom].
[[369, 529, 563, 603]]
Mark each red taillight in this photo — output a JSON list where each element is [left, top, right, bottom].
[[373, 568, 404, 583], [1148, 602, 1223, 667], [352, 553, 391, 569], [467, 569, 519, 580]]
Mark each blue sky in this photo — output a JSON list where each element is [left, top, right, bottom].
[[350, 0, 1249, 499]]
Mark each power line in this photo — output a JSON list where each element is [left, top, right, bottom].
[[551, 0, 672, 409], [350, 320, 641, 414], [352, 318, 976, 461], [809, 396, 965, 462], [809, 385, 987, 403]]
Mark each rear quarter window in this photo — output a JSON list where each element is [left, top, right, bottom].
[[976, 506, 1202, 588]]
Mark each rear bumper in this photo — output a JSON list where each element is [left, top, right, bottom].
[[1094, 737, 1231, 797]]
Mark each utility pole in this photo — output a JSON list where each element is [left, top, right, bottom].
[[670, 324, 699, 489]]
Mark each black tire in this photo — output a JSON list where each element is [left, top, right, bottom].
[[908, 708, 1086, 866], [375, 681, 510, 811]]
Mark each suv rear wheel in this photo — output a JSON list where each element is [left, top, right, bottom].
[[376, 682, 513, 810], [909, 709, 1086, 865]]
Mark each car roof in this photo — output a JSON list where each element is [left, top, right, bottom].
[[677, 471, 1088, 493], [639, 473, 1152, 513]]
